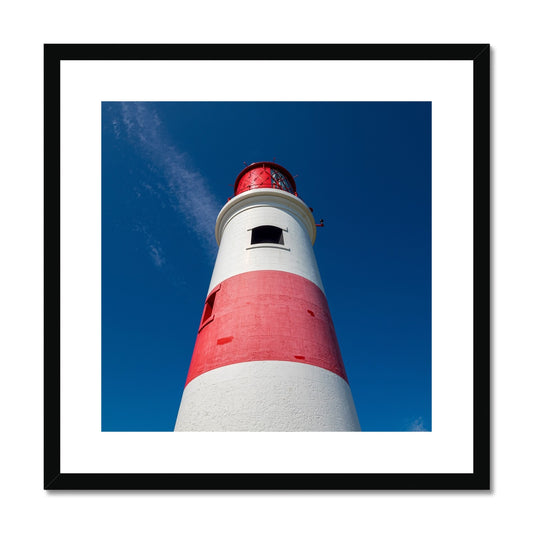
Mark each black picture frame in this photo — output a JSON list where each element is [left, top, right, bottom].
[[44, 43, 490, 490]]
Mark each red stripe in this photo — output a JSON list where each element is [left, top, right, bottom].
[[185, 270, 348, 385]]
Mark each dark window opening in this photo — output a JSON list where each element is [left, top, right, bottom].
[[251, 225, 284, 245], [201, 292, 216, 324]]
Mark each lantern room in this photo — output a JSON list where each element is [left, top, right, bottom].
[[234, 162, 297, 196]]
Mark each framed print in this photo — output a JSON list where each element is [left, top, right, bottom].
[[44, 44, 490, 489]]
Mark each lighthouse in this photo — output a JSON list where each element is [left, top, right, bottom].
[[175, 162, 360, 431]]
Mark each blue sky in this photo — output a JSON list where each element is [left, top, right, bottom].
[[102, 101, 431, 432]]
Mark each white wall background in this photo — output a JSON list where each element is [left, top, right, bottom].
[[0, 1, 530, 532]]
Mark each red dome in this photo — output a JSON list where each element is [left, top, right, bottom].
[[234, 162, 297, 196]]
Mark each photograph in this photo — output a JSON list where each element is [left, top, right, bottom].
[[10, 0, 533, 528], [101, 101, 432, 433], [44, 44, 489, 489]]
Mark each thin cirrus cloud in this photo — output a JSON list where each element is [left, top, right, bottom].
[[149, 244, 165, 268], [115, 102, 221, 258], [408, 416, 429, 432], [131, 223, 166, 270]]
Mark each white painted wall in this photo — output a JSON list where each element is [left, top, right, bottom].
[[175, 361, 360, 431], [208, 189, 325, 294]]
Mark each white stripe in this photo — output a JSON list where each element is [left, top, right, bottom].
[[175, 361, 360, 432], [208, 189, 324, 294]]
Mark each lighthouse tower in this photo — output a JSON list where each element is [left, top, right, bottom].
[[175, 162, 360, 431]]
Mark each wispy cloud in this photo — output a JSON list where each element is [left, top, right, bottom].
[[134, 224, 166, 269], [408, 416, 429, 432], [149, 245, 165, 268], [114, 102, 221, 257]]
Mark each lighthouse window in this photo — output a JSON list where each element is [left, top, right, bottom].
[[271, 169, 294, 193], [251, 225, 284, 245], [201, 292, 216, 324]]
